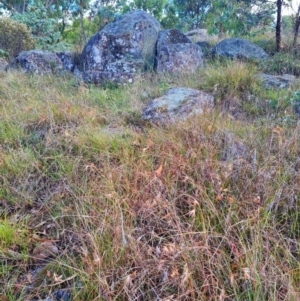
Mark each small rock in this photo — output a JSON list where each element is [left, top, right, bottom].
[[54, 289, 70, 301], [257, 73, 296, 89], [142, 87, 214, 124]]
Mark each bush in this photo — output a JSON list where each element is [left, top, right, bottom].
[[0, 18, 35, 60], [11, 3, 68, 51]]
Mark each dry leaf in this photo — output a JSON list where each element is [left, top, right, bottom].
[[230, 273, 236, 287], [272, 126, 282, 134], [53, 272, 63, 282], [170, 268, 179, 278], [216, 194, 223, 201], [181, 263, 191, 286], [219, 288, 226, 301], [188, 209, 196, 217], [93, 252, 100, 264], [155, 163, 163, 177], [26, 273, 32, 284], [46, 270, 51, 278], [161, 295, 174, 301], [124, 274, 132, 288], [64, 130, 70, 137], [143, 139, 154, 152], [253, 195, 261, 204], [31, 242, 58, 263], [242, 267, 251, 280], [226, 196, 235, 203]]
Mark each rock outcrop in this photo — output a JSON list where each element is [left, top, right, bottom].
[[257, 73, 296, 89], [56, 51, 77, 73], [211, 38, 268, 60], [80, 10, 160, 84], [155, 29, 203, 74], [142, 87, 214, 124], [7, 50, 65, 75]]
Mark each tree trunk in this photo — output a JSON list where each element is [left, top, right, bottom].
[[79, 9, 87, 45], [293, 5, 300, 48], [276, 0, 282, 52]]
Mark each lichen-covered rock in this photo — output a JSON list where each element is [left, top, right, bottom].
[[257, 73, 296, 89], [155, 29, 203, 74], [82, 71, 134, 85], [81, 10, 160, 81], [211, 38, 268, 60], [56, 51, 77, 72], [142, 87, 214, 124], [7, 50, 64, 75]]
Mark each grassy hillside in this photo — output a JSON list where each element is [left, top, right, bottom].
[[0, 60, 299, 300]]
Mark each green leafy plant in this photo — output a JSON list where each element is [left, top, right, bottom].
[[0, 220, 19, 248], [11, 2, 68, 51]]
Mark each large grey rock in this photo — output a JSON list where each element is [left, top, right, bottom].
[[142, 87, 214, 124], [155, 29, 203, 74], [56, 51, 77, 72], [257, 73, 296, 89], [80, 10, 160, 84], [211, 38, 268, 60], [7, 50, 64, 75]]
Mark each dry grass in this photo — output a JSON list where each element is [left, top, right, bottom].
[[0, 67, 299, 301]]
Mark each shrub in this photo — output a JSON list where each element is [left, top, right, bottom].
[[0, 18, 35, 60], [11, 3, 67, 51]]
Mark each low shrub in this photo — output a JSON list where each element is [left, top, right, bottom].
[[0, 18, 35, 60]]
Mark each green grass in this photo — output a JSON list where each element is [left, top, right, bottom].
[[0, 61, 299, 300]]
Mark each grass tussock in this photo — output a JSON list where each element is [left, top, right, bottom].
[[0, 66, 299, 301]]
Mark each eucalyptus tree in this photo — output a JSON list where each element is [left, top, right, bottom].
[[174, 0, 212, 29], [205, 0, 275, 36], [118, 0, 168, 21]]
